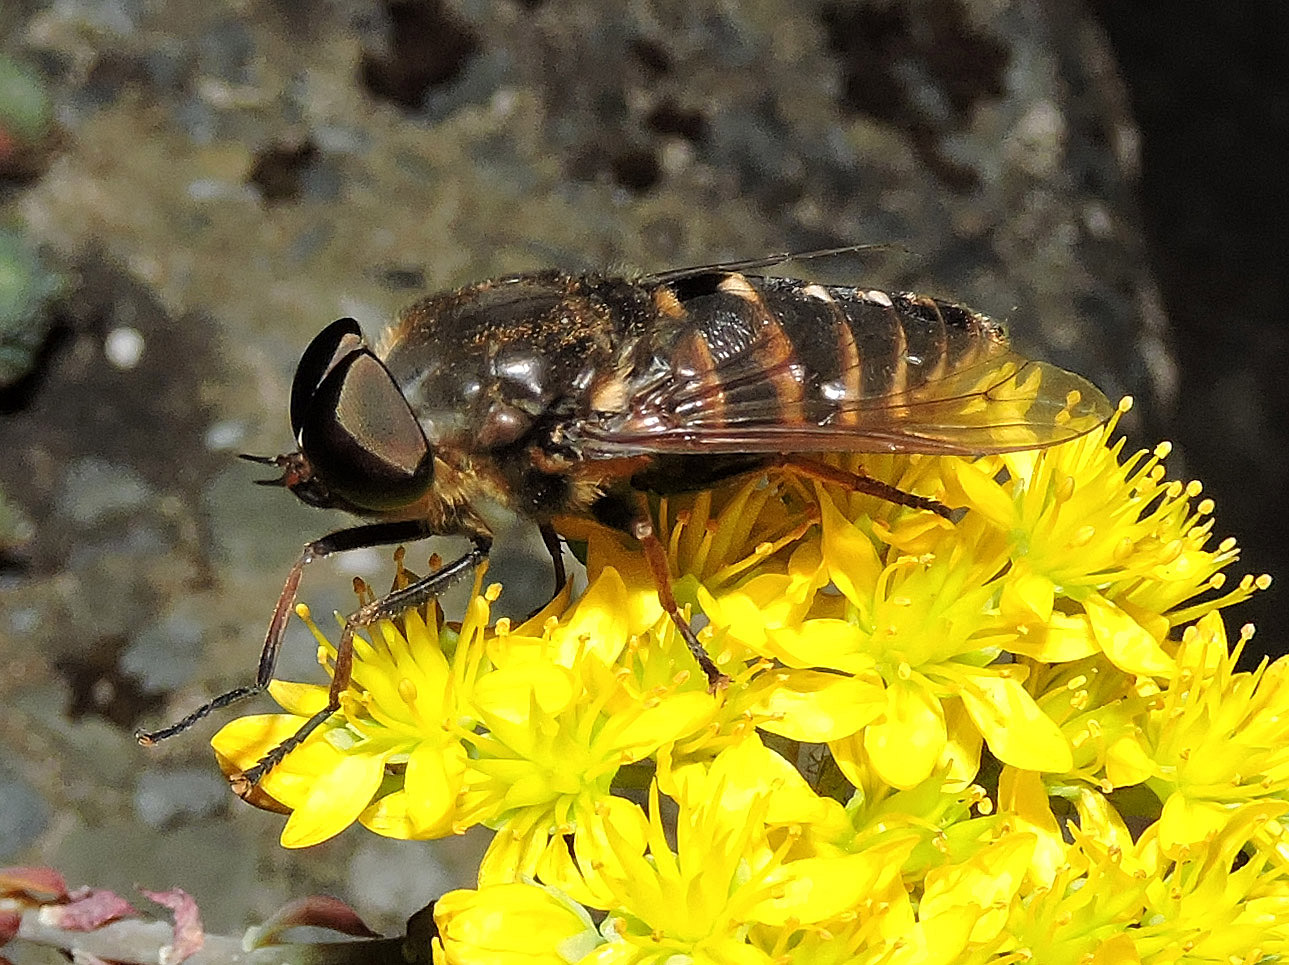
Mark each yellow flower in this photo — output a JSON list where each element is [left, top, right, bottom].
[[212, 402, 1289, 962], [213, 563, 716, 862], [211, 568, 492, 847], [457, 570, 716, 883], [538, 739, 911, 964], [697, 468, 1072, 790], [432, 882, 602, 965], [1137, 612, 1289, 856], [945, 400, 1267, 671]]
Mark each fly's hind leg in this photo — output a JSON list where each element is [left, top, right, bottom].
[[771, 455, 953, 519]]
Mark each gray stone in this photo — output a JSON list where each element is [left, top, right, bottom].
[[0, 765, 48, 861]]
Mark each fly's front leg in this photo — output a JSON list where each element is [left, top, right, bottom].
[[772, 454, 953, 519], [230, 538, 491, 795], [136, 519, 436, 747]]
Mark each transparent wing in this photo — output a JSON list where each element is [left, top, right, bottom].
[[577, 335, 1114, 457], [639, 244, 901, 286]]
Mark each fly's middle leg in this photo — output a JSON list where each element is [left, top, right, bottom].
[[632, 506, 730, 693]]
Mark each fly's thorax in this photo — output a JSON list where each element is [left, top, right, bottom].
[[379, 272, 635, 456]]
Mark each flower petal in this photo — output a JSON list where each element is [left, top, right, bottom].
[[549, 567, 634, 666], [475, 660, 577, 721], [266, 680, 331, 717], [211, 714, 346, 810], [958, 672, 1073, 773], [920, 834, 1035, 944], [942, 458, 1015, 529], [752, 669, 884, 742], [753, 851, 899, 926], [434, 883, 600, 964], [1157, 791, 1233, 856], [762, 618, 874, 672], [1104, 733, 1155, 788], [864, 679, 946, 788], [1084, 594, 1176, 676], [592, 691, 715, 759], [584, 538, 664, 636], [998, 766, 1065, 884], [358, 790, 415, 839], [1006, 611, 1099, 662], [1000, 567, 1055, 625], [211, 713, 301, 768], [280, 749, 387, 848], [403, 739, 467, 837], [818, 492, 882, 609]]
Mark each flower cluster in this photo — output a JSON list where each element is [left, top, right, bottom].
[[213, 399, 1284, 964]]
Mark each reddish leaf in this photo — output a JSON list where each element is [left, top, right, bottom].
[[248, 895, 380, 948], [45, 888, 135, 930], [0, 866, 67, 901], [0, 910, 19, 947], [140, 888, 204, 965]]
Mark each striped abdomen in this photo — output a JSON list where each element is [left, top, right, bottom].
[[601, 270, 1007, 441], [674, 272, 999, 419]]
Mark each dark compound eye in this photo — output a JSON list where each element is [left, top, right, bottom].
[[291, 318, 364, 440], [298, 348, 434, 511]]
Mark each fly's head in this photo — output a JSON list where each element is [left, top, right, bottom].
[[243, 318, 436, 517]]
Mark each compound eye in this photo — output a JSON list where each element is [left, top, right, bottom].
[[291, 318, 364, 439], [299, 350, 434, 511]]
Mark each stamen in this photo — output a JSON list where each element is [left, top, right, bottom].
[[398, 678, 417, 704]]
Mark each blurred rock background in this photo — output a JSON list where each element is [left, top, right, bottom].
[[0, 0, 1282, 944]]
